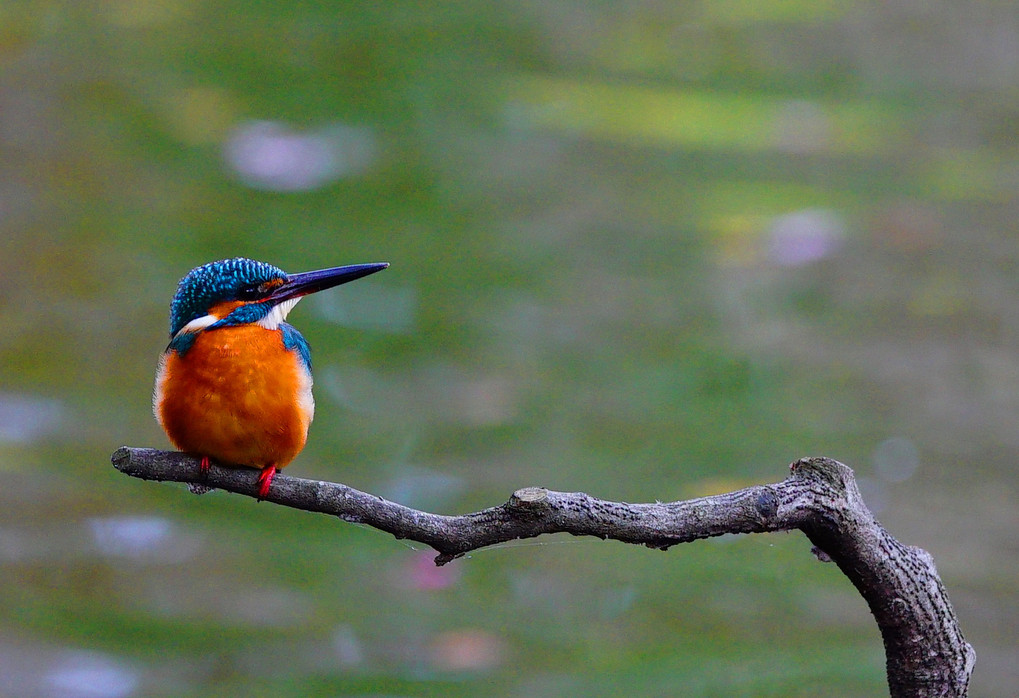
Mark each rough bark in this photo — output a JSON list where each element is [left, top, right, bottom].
[[111, 447, 975, 696]]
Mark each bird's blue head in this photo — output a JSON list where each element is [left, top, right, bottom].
[[168, 258, 288, 337], [168, 257, 389, 338]]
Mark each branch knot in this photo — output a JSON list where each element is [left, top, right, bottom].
[[509, 487, 550, 514]]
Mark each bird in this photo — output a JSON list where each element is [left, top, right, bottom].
[[153, 257, 388, 498]]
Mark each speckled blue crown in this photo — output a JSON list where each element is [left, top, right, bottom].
[[169, 258, 287, 336]]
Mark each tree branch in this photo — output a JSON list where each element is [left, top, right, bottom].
[[111, 447, 975, 697]]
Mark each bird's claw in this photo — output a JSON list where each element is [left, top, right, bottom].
[[256, 465, 277, 500]]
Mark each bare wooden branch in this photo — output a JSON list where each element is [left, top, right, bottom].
[[111, 446, 975, 697]]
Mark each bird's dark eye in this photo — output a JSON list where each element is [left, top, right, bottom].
[[238, 285, 262, 300]]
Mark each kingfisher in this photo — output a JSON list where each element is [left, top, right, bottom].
[[153, 257, 388, 498]]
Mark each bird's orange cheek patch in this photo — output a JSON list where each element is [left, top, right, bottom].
[[259, 278, 285, 294], [208, 300, 245, 318]]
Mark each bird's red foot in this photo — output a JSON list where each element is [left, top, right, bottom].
[[255, 465, 277, 500], [199, 456, 211, 475]]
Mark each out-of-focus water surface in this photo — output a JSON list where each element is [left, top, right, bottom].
[[1, 2, 1017, 695]]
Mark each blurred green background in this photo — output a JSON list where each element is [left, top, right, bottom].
[[1, 1, 1016, 696]]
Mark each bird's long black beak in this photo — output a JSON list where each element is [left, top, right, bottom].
[[269, 262, 389, 303]]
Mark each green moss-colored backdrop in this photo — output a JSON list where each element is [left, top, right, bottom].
[[1, 2, 1014, 695]]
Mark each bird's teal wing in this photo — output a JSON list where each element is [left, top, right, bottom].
[[281, 322, 312, 372]]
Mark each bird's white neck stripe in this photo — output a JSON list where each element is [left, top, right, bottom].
[[171, 297, 302, 342], [176, 314, 218, 338]]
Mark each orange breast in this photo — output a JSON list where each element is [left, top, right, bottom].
[[154, 324, 314, 470]]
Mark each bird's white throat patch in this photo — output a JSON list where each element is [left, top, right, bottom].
[[257, 297, 301, 330]]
